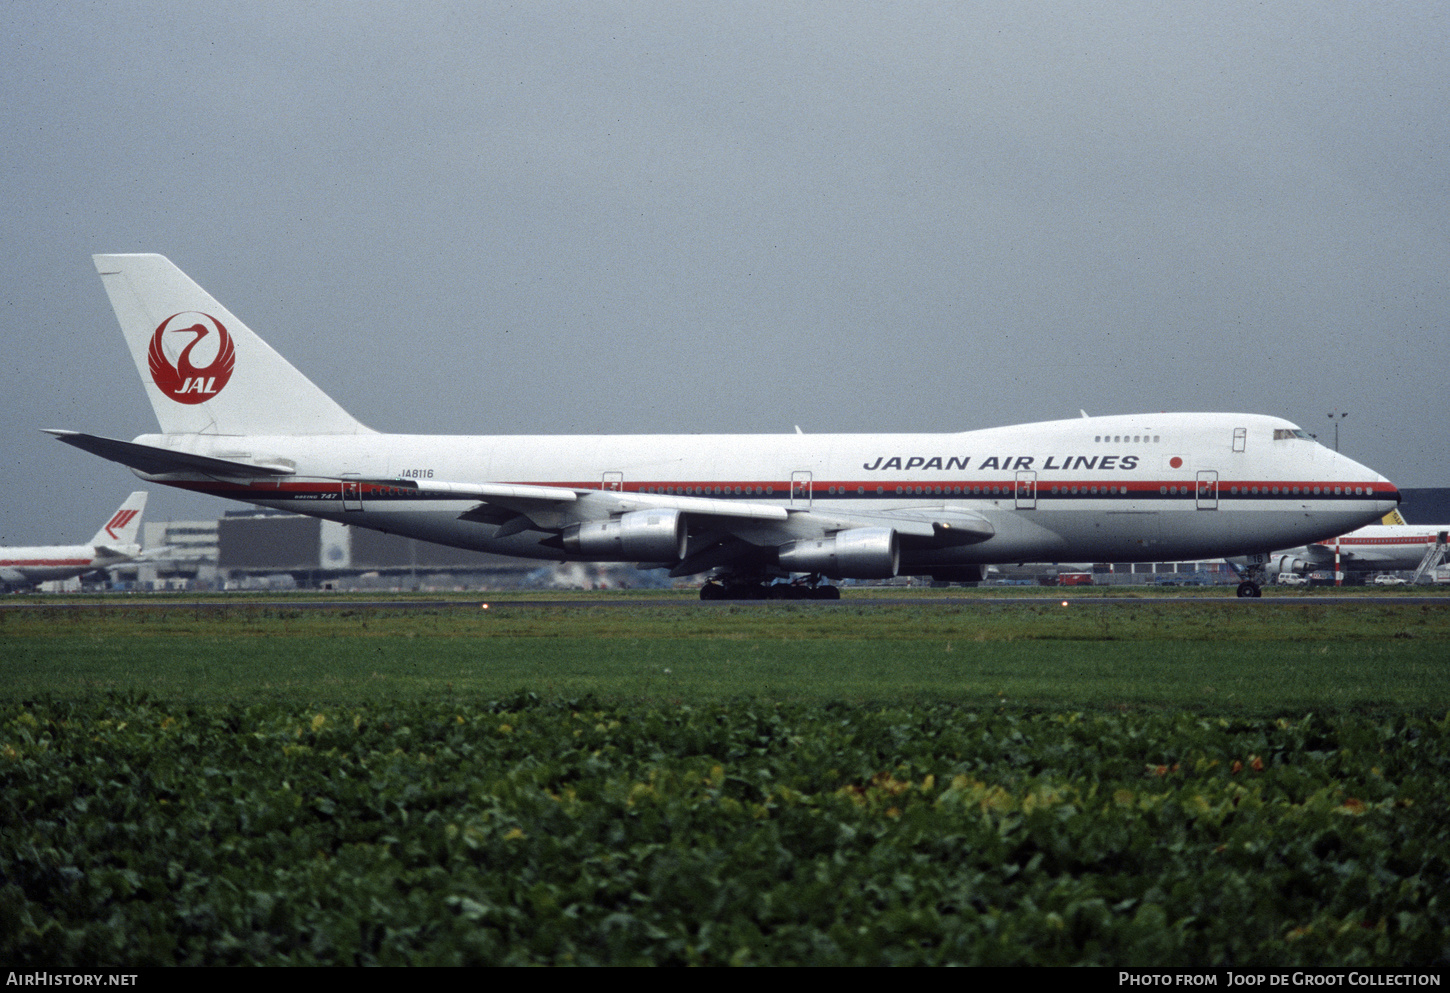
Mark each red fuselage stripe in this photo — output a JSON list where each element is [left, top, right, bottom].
[[0, 558, 92, 566], [164, 479, 1395, 498]]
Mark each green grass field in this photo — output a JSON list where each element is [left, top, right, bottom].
[[3, 594, 1448, 965], [3, 595, 1447, 712]]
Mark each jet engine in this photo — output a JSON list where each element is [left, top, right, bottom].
[[777, 527, 900, 579], [561, 509, 687, 562], [1269, 553, 1314, 576]]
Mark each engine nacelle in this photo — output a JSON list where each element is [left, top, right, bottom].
[[1269, 554, 1312, 576], [561, 509, 687, 562], [777, 527, 900, 579]]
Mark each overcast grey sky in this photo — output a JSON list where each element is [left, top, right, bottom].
[[3, 1, 1447, 544]]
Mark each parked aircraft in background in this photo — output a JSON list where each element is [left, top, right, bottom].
[[1233, 510, 1449, 582], [1, 492, 148, 591], [49, 254, 1400, 599]]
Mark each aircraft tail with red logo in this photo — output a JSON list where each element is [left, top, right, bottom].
[[85, 491, 148, 549], [93, 254, 371, 436]]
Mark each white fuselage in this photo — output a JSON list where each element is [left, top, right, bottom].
[[129, 411, 1397, 571], [1306, 525, 1449, 571], [0, 543, 139, 586]]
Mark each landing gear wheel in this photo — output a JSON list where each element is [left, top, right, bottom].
[[701, 581, 770, 600], [700, 576, 840, 601], [767, 577, 840, 600], [1236, 581, 1262, 598]]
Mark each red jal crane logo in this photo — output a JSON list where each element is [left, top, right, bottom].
[[147, 313, 236, 404]]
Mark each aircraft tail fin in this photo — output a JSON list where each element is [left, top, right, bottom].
[[1382, 509, 1408, 526], [93, 254, 372, 436], [87, 491, 148, 547]]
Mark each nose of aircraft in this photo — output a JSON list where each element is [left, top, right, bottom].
[[1333, 448, 1400, 509]]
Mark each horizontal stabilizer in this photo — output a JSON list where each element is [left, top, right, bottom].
[[46, 430, 294, 477]]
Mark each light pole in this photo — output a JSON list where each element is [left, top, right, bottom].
[[1327, 411, 1348, 452]]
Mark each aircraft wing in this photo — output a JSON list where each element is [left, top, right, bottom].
[[414, 479, 991, 537], [409, 478, 992, 552], [847, 507, 996, 543], [42, 427, 996, 570], [1327, 545, 1387, 565], [410, 479, 789, 529], [45, 431, 988, 543], [91, 545, 136, 560], [46, 431, 295, 477]]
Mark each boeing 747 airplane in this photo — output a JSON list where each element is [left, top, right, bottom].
[[1, 491, 148, 591], [49, 254, 1400, 598]]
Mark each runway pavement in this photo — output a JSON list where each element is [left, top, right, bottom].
[[4, 593, 1447, 611]]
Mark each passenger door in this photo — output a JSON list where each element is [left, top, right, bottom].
[[1196, 470, 1219, 511], [1015, 471, 1037, 510], [791, 471, 813, 509]]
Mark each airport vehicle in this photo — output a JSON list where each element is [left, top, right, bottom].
[[50, 254, 1401, 599], [1371, 574, 1410, 586], [1, 492, 148, 590]]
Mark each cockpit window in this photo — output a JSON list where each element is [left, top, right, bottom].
[[1274, 429, 1314, 441]]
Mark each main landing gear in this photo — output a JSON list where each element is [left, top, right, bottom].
[[699, 572, 841, 601], [1235, 560, 1267, 598]]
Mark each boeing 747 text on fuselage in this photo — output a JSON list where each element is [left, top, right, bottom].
[[49, 254, 1400, 598]]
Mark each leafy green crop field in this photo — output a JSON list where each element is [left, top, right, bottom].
[[2, 596, 1448, 965]]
